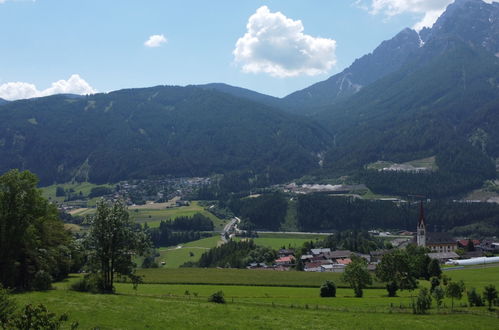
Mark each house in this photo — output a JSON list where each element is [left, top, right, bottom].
[[278, 249, 295, 257], [311, 248, 331, 255], [325, 250, 353, 263], [320, 264, 334, 272], [415, 201, 457, 253], [304, 261, 323, 272], [457, 239, 481, 249], [275, 256, 295, 266], [300, 254, 313, 261], [427, 252, 460, 263], [370, 249, 389, 262], [336, 258, 352, 266]]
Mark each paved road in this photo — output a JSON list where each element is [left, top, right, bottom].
[[221, 217, 239, 243]]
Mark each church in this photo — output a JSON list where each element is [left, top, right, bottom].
[[416, 201, 458, 253]]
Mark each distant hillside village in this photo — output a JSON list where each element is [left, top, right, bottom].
[[245, 202, 499, 272]]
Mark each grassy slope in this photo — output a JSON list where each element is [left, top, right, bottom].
[[136, 268, 374, 287], [16, 290, 496, 330], [155, 235, 221, 269], [40, 182, 113, 203], [129, 201, 226, 230], [14, 270, 499, 330], [66, 201, 226, 231]]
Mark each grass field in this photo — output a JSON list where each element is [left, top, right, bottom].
[[155, 235, 221, 268], [136, 268, 373, 287], [15, 288, 498, 329], [130, 201, 226, 230], [236, 233, 326, 250], [66, 201, 227, 231], [12, 266, 499, 329], [40, 182, 113, 203], [444, 265, 499, 290]]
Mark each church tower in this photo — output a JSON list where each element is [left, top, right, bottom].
[[416, 201, 426, 247]]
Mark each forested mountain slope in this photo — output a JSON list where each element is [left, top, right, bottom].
[[0, 86, 330, 185]]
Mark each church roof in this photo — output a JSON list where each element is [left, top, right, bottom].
[[426, 232, 456, 245]]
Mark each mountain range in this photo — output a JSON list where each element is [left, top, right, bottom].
[[1, 0, 498, 196]]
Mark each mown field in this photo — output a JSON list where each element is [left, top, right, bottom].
[[130, 201, 226, 230], [13, 266, 499, 329], [136, 268, 381, 288], [155, 235, 221, 268], [40, 182, 113, 204], [235, 233, 326, 250], [64, 201, 227, 231]]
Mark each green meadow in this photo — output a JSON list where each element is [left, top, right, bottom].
[[12, 265, 499, 329], [136, 268, 380, 288], [40, 182, 113, 203], [247, 232, 327, 250], [155, 235, 221, 268]]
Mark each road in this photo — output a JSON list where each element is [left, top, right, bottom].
[[221, 217, 240, 243]]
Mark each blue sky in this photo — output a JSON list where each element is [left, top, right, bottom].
[[0, 0, 472, 99]]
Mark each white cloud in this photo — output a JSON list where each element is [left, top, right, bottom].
[[233, 6, 337, 77], [358, 0, 499, 31], [0, 74, 96, 101], [144, 34, 167, 48]]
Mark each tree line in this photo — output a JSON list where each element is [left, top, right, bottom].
[[146, 213, 214, 247]]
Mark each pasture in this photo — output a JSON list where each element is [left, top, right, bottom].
[[155, 235, 221, 268], [12, 266, 499, 329], [130, 201, 226, 230], [235, 232, 327, 250], [136, 268, 378, 288]]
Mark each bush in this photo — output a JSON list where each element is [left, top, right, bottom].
[[320, 281, 336, 297], [69, 274, 106, 294], [0, 285, 16, 326], [9, 304, 78, 330], [32, 270, 53, 291], [208, 291, 225, 304], [467, 288, 484, 307], [386, 281, 398, 297], [430, 277, 440, 293], [414, 288, 432, 314]]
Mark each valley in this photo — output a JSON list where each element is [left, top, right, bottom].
[[2, 1, 499, 329]]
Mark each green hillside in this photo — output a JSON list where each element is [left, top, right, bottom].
[[0, 86, 330, 186]]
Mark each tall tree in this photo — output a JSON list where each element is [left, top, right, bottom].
[[376, 249, 417, 297], [446, 281, 465, 310], [342, 255, 372, 298], [85, 199, 149, 293], [0, 170, 73, 290], [483, 285, 498, 311]]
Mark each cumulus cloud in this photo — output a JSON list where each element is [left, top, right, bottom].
[[144, 34, 167, 48], [0, 74, 96, 101], [233, 6, 337, 77], [357, 0, 499, 30]]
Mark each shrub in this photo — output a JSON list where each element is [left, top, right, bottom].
[[0, 285, 16, 326], [432, 286, 445, 311], [320, 281, 336, 298], [467, 288, 484, 307], [414, 288, 432, 314], [386, 281, 398, 297], [430, 277, 440, 293], [208, 291, 225, 304], [69, 274, 107, 294], [32, 270, 53, 291], [9, 304, 78, 330]]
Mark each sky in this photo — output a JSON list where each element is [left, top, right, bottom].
[[0, 0, 492, 100]]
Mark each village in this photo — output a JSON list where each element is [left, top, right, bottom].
[[245, 203, 499, 272]]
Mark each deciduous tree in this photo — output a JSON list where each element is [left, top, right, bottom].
[[85, 199, 149, 293], [342, 255, 372, 298]]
